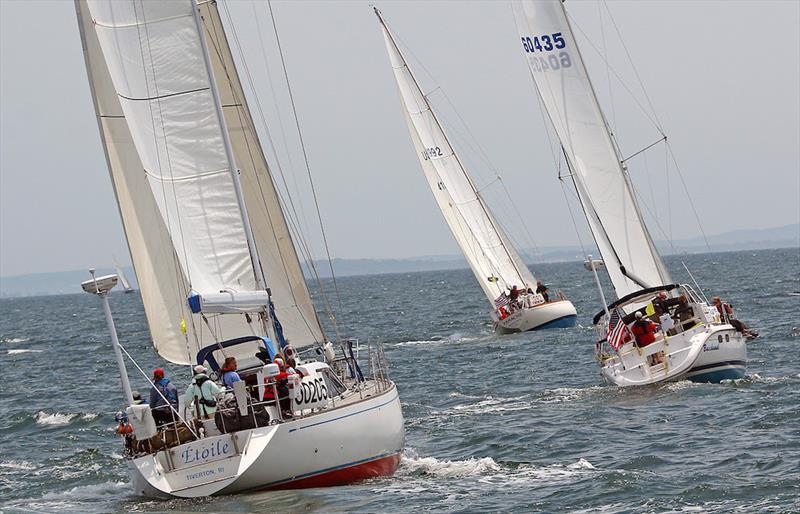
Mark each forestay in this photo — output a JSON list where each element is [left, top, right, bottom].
[[512, 0, 671, 299], [378, 14, 536, 303]]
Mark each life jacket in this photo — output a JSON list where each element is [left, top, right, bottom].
[[631, 320, 657, 346], [154, 379, 177, 406], [263, 371, 289, 401], [192, 375, 217, 408]]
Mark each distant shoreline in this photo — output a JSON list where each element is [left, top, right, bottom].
[[1, 244, 797, 299]]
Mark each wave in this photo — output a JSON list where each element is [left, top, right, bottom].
[[7, 349, 42, 355], [1, 337, 30, 344], [35, 411, 77, 426], [394, 333, 480, 347], [397, 452, 602, 484], [39, 481, 128, 501], [538, 386, 604, 403], [0, 460, 36, 471]]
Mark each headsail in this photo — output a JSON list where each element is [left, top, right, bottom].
[[76, 0, 323, 363], [512, 0, 671, 300], [377, 11, 536, 303], [86, 0, 260, 297]]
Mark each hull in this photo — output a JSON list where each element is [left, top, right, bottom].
[[600, 323, 746, 387], [686, 328, 747, 382], [129, 383, 404, 498], [495, 300, 577, 333]]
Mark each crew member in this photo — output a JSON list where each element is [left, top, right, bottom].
[[631, 312, 658, 348], [535, 281, 550, 302]]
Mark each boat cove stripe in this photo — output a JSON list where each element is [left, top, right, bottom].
[[288, 390, 399, 433], [259, 451, 401, 489], [689, 360, 746, 373]]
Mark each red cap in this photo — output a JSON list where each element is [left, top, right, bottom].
[[153, 368, 165, 379]]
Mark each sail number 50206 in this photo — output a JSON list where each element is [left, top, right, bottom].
[[521, 32, 566, 53]]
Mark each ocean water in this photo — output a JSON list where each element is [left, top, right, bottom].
[[0, 248, 798, 513]]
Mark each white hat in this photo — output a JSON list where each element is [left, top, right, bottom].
[[635, 312, 643, 319], [193, 364, 207, 374]]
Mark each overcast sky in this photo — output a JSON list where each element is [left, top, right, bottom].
[[1, 0, 798, 277]]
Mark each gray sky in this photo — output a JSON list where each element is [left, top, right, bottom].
[[1, 0, 798, 277]]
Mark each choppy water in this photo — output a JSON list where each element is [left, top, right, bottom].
[[1, 248, 798, 513]]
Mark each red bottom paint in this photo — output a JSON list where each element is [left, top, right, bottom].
[[267, 454, 401, 490]]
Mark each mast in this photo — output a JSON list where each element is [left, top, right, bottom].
[[512, 0, 671, 300], [376, 9, 534, 295], [191, 4, 267, 295]]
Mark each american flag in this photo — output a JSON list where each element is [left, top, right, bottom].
[[495, 294, 510, 308], [607, 310, 629, 350]]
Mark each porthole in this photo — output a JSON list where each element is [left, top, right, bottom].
[[725, 334, 730, 342], [718, 335, 723, 343]]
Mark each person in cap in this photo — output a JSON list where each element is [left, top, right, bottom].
[[631, 311, 658, 348], [183, 365, 223, 419], [132, 390, 147, 405], [149, 367, 179, 426]]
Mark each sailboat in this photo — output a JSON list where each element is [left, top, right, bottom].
[[114, 258, 134, 294], [512, 0, 748, 385], [75, 0, 403, 497], [375, 9, 577, 333]]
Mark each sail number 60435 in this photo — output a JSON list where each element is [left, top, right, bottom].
[[521, 32, 566, 53]]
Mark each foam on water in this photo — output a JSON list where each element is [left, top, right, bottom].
[[397, 451, 603, 486], [7, 348, 42, 354], [1, 337, 30, 344], [35, 412, 77, 426]]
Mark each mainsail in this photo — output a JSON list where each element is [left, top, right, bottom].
[[512, 0, 671, 300], [199, 2, 325, 348], [377, 11, 536, 303], [76, 0, 324, 363]]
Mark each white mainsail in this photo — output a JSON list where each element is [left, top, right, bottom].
[[87, 0, 258, 296], [199, 2, 325, 348], [512, 0, 671, 300], [378, 12, 536, 303], [77, 0, 324, 363]]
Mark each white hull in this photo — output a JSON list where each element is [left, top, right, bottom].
[[600, 323, 746, 387], [128, 383, 403, 498], [495, 300, 577, 333]]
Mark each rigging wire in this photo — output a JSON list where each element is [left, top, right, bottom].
[[266, 0, 343, 315], [570, 4, 713, 256], [202, 8, 322, 342], [218, 1, 339, 339], [249, 0, 313, 248]]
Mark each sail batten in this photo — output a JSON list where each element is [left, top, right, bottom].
[[512, 0, 671, 300], [378, 12, 536, 304]]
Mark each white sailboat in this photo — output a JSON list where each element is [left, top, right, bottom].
[[76, 0, 403, 497], [512, 0, 748, 385], [376, 9, 577, 333], [114, 258, 134, 293]]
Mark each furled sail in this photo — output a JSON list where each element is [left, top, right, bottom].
[[377, 12, 536, 303], [512, 0, 671, 299], [199, 2, 324, 347]]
